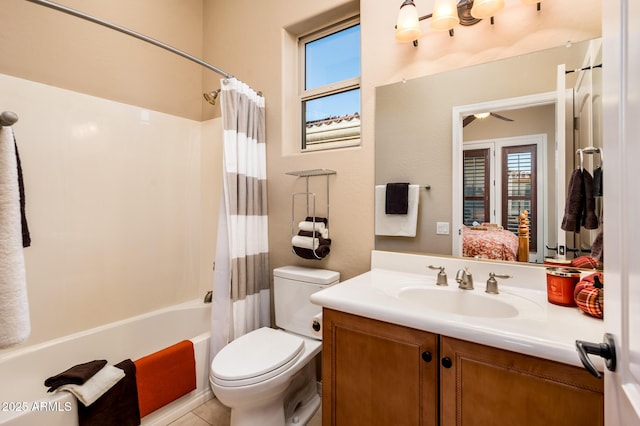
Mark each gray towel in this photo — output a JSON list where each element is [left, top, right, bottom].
[[561, 169, 583, 232]]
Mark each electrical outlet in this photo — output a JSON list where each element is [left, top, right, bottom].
[[436, 222, 450, 235]]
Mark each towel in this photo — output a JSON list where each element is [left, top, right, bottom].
[[0, 126, 30, 348], [293, 245, 331, 260], [45, 360, 108, 392], [374, 184, 419, 237], [13, 134, 30, 247], [593, 166, 603, 197], [298, 229, 329, 240], [385, 182, 410, 214], [298, 220, 326, 233], [134, 340, 196, 418], [292, 235, 319, 250], [561, 169, 584, 232], [305, 216, 328, 225], [57, 364, 125, 406], [582, 169, 599, 229], [77, 359, 140, 426]]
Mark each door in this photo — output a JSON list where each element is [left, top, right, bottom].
[[463, 136, 545, 263], [602, 0, 640, 423]]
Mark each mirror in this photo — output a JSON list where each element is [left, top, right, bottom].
[[375, 38, 602, 268]]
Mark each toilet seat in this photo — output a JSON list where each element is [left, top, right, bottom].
[[211, 327, 305, 387]]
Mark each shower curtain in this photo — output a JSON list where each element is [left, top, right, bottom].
[[211, 78, 269, 360]]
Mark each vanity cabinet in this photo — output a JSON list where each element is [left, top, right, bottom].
[[440, 336, 604, 426], [322, 308, 439, 426], [322, 309, 604, 426]]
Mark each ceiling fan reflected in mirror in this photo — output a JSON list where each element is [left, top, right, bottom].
[[463, 111, 514, 127]]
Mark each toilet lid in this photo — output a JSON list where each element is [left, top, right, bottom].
[[211, 327, 304, 387]]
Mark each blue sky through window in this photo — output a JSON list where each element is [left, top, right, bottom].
[[305, 24, 360, 122]]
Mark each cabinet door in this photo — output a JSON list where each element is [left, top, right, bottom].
[[322, 309, 438, 426], [440, 336, 604, 426]]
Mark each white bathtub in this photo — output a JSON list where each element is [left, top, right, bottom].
[[0, 299, 213, 426]]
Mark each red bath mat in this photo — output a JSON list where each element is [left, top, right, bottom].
[[134, 340, 196, 418]]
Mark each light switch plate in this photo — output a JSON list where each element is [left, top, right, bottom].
[[436, 222, 450, 235]]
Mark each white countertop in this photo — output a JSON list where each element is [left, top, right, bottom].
[[311, 251, 605, 370]]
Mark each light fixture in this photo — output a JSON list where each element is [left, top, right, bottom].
[[395, 0, 543, 46], [470, 0, 505, 20], [429, 0, 459, 31], [395, 0, 423, 43], [474, 112, 490, 119]]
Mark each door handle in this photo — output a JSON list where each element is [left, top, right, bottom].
[[575, 333, 617, 379]]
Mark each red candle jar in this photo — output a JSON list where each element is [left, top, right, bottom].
[[546, 267, 582, 306]]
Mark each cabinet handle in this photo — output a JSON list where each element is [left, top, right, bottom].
[[421, 351, 432, 362], [441, 357, 452, 368]]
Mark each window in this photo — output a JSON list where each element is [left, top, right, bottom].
[[463, 138, 541, 252], [463, 149, 490, 226], [502, 145, 537, 251], [299, 18, 360, 151]]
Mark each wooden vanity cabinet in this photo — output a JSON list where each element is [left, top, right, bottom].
[[440, 336, 604, 426], [322, 308, 439, 426], [322, 309, 604, 426]]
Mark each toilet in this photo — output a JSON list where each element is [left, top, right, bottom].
[[210, 265, 339, 426]]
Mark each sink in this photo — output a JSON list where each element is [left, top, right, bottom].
[[396, 287, 521, 318]]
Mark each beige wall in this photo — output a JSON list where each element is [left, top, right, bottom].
[[203, 0, 601, 281], [2, 0, 206, 121], [0, 0, 602, 346]]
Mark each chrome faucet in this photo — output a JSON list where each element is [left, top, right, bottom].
[[485, 272, 512, 294], [428, 265, 448, 286], [455, 268, 474, 290]]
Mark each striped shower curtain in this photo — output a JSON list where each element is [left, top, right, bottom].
[[211, 78, 269, 359]]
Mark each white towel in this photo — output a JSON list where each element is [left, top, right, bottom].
[[291, 235, 320, 250], [298, 221, 326, 234], [374, 184, 420, 237], [56, 364, 125, 406], [0, 127, 30, 348]]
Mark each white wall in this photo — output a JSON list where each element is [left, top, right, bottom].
[[0, 74, 218, 347]]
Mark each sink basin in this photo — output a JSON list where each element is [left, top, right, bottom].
[[397, 287, 520, 318]]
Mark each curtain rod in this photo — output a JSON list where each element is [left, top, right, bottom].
[[24, 0, 234, 79]]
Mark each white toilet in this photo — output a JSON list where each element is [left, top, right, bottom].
[[210, 266, 339, 426]]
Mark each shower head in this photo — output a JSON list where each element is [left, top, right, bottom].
[[203, 89, 221, 106]]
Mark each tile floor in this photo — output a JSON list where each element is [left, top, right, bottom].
[[168, 397, 322, 426]]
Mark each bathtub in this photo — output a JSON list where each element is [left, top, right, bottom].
[[0, 299, 213, 426]]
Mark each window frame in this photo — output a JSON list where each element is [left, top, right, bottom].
[[298, 16, 361, 152]]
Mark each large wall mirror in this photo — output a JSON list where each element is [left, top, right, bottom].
[[375, 38, 602, 268]]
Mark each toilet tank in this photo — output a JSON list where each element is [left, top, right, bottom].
[[274, 266, 339, 338]]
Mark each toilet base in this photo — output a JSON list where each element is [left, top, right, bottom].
[[225, 361, 320, 426], [285, 392, 320, 426]]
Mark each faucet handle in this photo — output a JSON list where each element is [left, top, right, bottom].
[[486, 272, 512, 294], [428, 265, 448, 286]]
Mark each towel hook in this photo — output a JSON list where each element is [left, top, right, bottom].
[[0, 111, 19, 127]]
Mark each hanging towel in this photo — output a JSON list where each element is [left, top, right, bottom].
[[593, 166, 603, 197], [56, 364, 126, 406], [375, 184, 419, 237], [0, 126, 30, 348], [582, 169, 599, 229], [77, 359, 141, 426], [13, 134, 30, 247], [385, 182, 410, 214], [561, 169, 584, 232]]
